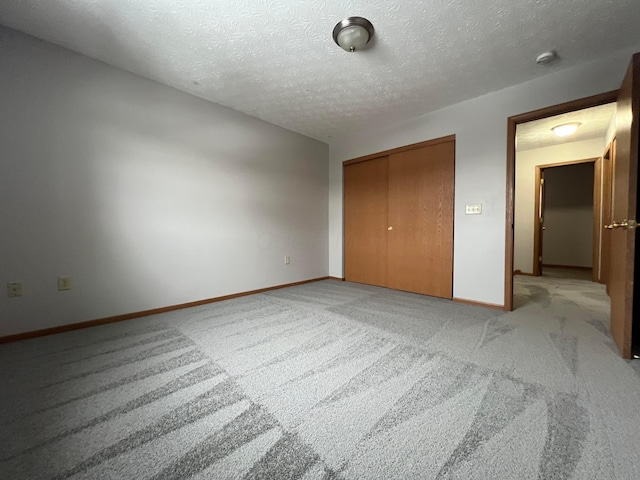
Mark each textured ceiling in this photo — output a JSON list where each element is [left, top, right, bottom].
[[1, 1, 639, 141], [516, 103, 616, 152]]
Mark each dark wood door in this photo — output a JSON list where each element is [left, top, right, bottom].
[[344, 156, 389, 287], [539, 171, 546, 275], [601, 143, 614, 288], [387, 141, 455, 298], [609, 54, 640, 359]]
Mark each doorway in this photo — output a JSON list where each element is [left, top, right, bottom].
[[505, 91, 618, 310], [511, 101, 615, 287], [532, 160, 599, 280], [505, 54, 640, 359]]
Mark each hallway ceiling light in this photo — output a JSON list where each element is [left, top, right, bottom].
[[552, 122, 581, 137], [333, 17, 374, 52]]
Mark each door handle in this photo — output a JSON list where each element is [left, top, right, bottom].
[[605, 219, 637, 229], [387, 226, 393, 231]]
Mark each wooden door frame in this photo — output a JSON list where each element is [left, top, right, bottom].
[[601, 142, 614, 288], [504, 90, 618, 311], [342, 134, 455, 166], [532, 157, 601, 278], [533, 166, 545, 276]]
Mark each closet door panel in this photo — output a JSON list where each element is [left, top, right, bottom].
[[387, 142, 454, 298], [344, 157, 389, 286]]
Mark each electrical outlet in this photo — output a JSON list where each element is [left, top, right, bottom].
[[284, 256, 290, 265], [58, 275, 72, 291], [465, 203, 482, 215], [7, 282, 23, 297]]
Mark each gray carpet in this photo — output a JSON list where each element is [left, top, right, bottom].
[[1, 277, 639, 479]]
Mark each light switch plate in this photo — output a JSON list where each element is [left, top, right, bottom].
[[465, 203, 482, 215]]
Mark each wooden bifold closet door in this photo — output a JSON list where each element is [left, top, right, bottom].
[[344, 138, 455, 299], [344, 156, 389, 287]]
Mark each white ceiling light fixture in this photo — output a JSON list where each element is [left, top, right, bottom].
[[552, 122, 582, 137], [333, 17, 374, 52]]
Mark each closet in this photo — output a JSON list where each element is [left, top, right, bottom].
[[344, 136, 455, 298]]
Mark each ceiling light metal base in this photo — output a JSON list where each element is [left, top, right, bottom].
[[333, 17, 374, 52]]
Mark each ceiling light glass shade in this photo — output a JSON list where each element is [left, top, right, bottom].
[[552, 122, 581, 137], [333, 17, 374, 52], [336, 25, 369, 51]]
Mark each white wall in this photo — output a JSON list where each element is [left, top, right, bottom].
[[0, 27, 329, 337], [514, 138, 604, 273], [605, 111, 618, 148], [542, 163, 594, 268], [329, 44, 640, 306]]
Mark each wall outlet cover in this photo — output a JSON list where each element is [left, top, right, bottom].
[[58, 276, 72, 291], [7, 282, 23, 297]]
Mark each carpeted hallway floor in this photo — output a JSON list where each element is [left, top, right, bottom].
[[1, 276, 639, 479]]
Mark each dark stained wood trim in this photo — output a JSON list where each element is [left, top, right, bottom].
[[329, 276, 345, 281], [0, 277, 331, 344], [505, 117, 516, 311], [342, 134, 456, 166], [542, 264, 592, 270], [536, 157, 599, 169], [504, 89, 619, 311], [533, 166, 543, 277], [593, 157, 603, 282], [601, 143, 614, 286], [452, 297, 506, 311], [509, 91, 620, 125]]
